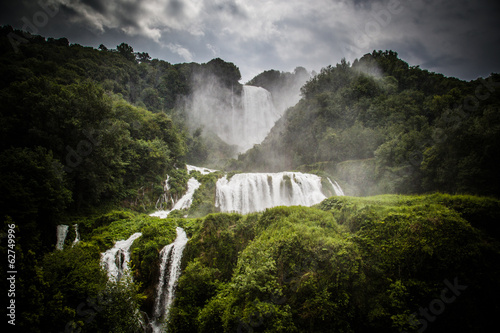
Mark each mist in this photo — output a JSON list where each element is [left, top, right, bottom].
[[183, 66, 311, 155]]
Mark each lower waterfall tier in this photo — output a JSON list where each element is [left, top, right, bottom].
[[215, 172, 328, 214]]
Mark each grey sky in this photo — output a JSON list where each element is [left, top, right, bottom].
[[1, 0, 499, 82]]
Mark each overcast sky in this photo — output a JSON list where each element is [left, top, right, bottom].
[[1, 0, 499, 82]]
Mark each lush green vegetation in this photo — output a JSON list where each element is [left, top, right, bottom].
[[5, 194, 496, 332], [232, 51, 500, 197], [170, 194, 500, 333]]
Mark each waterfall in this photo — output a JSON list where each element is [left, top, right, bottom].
[[100, 232, 142, 282], [56, 225, 69, 250], [327, 178, 345, 196], [150, 227, 189, 333], [150, 178, 201, 218], [156, 175, 171, 210], [186, 164, 217, 175], [238, 85, 281, 151], [215, 172, 327, 214], [72, 224, 80, 246]]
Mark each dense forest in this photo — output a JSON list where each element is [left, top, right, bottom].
[[1, 27, 499, 333]]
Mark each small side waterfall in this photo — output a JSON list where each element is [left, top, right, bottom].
[[150, 227, 188, 333], [72, 224, 80, 246], [328, 178, 345, 196], [215, 172, 327, 214], [186, 164, 217, 175], [56, 225, 69, 250], [150, 177, 201, 218], [156, 175, 171, 211], [100, 232, 142, 282]]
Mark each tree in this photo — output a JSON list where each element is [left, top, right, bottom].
[[136, 51, 151, 63], [116, 42, 135, 62]]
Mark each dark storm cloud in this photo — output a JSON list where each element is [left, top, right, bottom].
[[167, 0, 184, 16], [79, 0, 107, 13], [0, 0, 498, 81]]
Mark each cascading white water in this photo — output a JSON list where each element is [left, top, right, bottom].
[[100, 232, 142, 282], [190, 83, 279, 152], [238, 85, 281, 151], [150, 178, 201, 218], [215, 172, 328, 214], [172, 178, 201, 210], [156, 175, 171, 210], [56, 225, 69, 250], [72, 224, 80, 246], [150, 227, 188, 333], [328, 178, 345, 196], [186, 164, 217, 175]]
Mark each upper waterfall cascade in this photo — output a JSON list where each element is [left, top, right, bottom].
[[215, 172, 329, 215], [190, 84, 280, 152], [235, 85, 281, 151]]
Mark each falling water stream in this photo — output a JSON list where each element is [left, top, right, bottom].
[[150, 177, 201, 219], [237, 85, 281, 151], [100, 232, 142, 282], [328, 177, 345, 197], [56, 225, 69, 250], [72, 224, 80, 246], [215, 171, 329, 214], [150, 227, 188, 333]]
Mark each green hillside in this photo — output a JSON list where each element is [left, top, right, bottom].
[[10, 194, 498, 332]]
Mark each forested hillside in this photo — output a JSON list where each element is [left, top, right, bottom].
[[232, 51, 500, 197]]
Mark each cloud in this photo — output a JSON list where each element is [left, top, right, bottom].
[[1, 0, 499, 81], [166, 43, 194, 62], [53, 0, 205, 40], [206, 43, 219, 56]]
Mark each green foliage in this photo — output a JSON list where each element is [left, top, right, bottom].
[[318, 194, 500, 332], [170, 196, 500, 333], [84, 278, 145, 333], [0, 147, 72, 251], [130, 217, 177, 298], [168, 259, 222, 332], [187, 171, 224, 217]]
